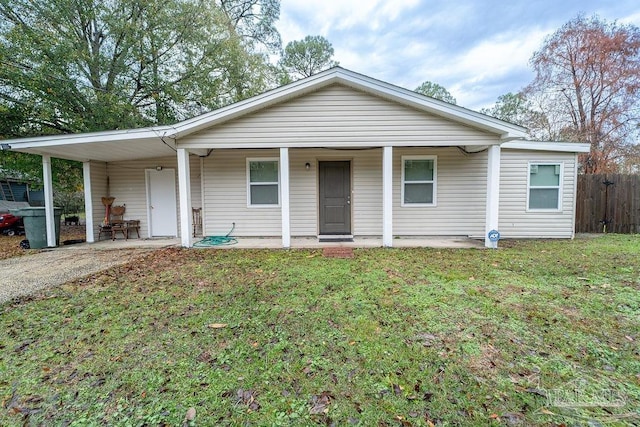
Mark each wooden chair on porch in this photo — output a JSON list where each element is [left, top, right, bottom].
[[126, 220, 140, 238], [110, 205, 127, 240], [192, 207, 202, 237]]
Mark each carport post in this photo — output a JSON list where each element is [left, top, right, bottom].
[[42, 155, 56, 247], [177, 148, 193, 247], [82, 161, 95, 243]]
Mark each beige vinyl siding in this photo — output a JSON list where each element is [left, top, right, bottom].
[[104, 155, 201, 238], [203, 149, 281, 236], [393, 147, 487, 237], [202, 148, 383, 237], [190, 158, 203, 210], [89, 161, 108, 237], [499, 150, 576, 238], [289, 148, 383, 236], [182, 84, 497, 148]]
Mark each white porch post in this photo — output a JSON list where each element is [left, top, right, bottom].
[[82, 161, 95, 243], [383, 146, 393, 247], [485, 144, 501, 248], [280, 147, 291, 248], [177, 148, 193, 247], [199, 156, 206, 237], [42, 155, 56, 247]]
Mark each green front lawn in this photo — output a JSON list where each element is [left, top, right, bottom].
[[1, 236, 639, 426]]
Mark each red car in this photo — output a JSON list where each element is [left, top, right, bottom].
[[0, 213, 24, 236]]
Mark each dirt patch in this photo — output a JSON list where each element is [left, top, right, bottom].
[[0, 246, 153, 304]]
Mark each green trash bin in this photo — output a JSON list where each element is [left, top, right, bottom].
[[10, 207, 62, 249]]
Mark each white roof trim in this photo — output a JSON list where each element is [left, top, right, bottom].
[[179, 140, 497, 150], [502, 141, 591, 153], [3, 126, 175, 149]]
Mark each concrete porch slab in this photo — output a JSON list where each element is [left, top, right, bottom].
[[193, 236, 484, 249], [60, 235, 483, 250]]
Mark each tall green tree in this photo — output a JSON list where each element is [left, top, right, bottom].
[[414, 81, 456, 104], [480, 93, 528, 124], [0, 0, 281, 196], [524, 14, 640, 173], [0, 0, 280, 137], [479, 92, 551, 137], [219, 0, 281, 53], [279, 35, 338, 81]]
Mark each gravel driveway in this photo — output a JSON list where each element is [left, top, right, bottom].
[[0, 246, 158, 304]]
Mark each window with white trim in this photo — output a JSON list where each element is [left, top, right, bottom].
[[402, 156, 437, 206], [528, 163, 561, 210], [247, 158, 279, 206]]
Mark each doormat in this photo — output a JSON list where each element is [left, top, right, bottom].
[[322, 247, 354, 258], [318, 237, 354, 242]]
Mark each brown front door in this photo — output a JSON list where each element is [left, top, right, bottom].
[[319, 161, 351, 235]]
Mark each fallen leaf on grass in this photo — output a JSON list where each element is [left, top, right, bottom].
[[183, 407, 196, 425], [14, 340, 34, 353], [501, 412, 524, 426], [208, 323, 227, 329], [526, 388, 547, 397], [309, 391, 333, 415], [197, 351, 212, 363], [394, 415, 413, 426], [235, 389, 260, 411], [393, 383, 403, 396]]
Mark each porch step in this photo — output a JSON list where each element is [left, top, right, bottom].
[[318, 234, 354, 242], [322, 247, 354, 259]]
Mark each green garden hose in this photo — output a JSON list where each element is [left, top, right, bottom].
[[193, 223, 237, 247]]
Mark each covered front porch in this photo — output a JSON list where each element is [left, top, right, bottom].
[[10, 142, 504, 250], [173, 145, 502, 249]]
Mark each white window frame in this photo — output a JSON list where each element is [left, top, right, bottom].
[[401, 155, 437, 207], [247, 158, 280, 208], [526, 162, 563, 212]]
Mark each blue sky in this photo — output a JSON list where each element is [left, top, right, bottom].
[[277, 0, 640, 110]]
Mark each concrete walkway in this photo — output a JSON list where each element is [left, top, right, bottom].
[[0, 238, 179, 304]]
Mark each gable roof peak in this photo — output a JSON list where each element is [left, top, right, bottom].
[[174, 66, 528, 140]]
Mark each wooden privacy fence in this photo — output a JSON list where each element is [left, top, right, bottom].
[[575, 174, 640, 233]]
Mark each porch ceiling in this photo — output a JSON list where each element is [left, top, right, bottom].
[[8, 136, 178, 163]]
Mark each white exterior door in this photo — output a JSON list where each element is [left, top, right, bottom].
[[146, 169, 178, 237]]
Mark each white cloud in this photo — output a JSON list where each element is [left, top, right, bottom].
[[279, 0, 421, 42], [619, 11, 640, 25], [277, 0, 640, 111], [445, 28, 550, 108]]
